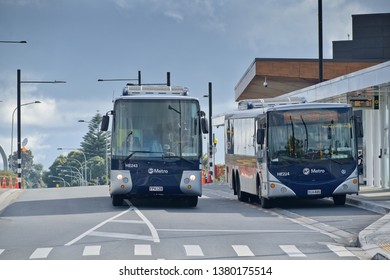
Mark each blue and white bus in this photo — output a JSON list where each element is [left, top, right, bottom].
[[101, 85, 208, 207], [222, 97, 363, 208]]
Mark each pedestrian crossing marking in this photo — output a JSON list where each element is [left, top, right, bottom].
[[83, 245, 101, 256], [280, 245, 306, 257], [184, 245, 204, 257], [3, 243, 360, 260], [29, 247, 53, 259], [327, 244, 355, 257], [135, 244, 152, 256], [232, 245, 255, 257]]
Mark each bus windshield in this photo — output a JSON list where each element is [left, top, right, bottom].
[[268, 107, 356, 164], [112, 99, 201, 160]]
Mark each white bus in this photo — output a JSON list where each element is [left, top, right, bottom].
[[221, 97, 363, 208]]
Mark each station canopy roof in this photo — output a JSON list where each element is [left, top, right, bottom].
[[234, 58, 385, 101]]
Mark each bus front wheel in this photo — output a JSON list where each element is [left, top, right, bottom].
[[260, 196, 272, 209], [112, 195, 124, 206], [187, 196, 198, 207], [332, 194, 346, 206]]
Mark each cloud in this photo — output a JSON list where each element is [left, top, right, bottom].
[[112, 0, 226, 31]]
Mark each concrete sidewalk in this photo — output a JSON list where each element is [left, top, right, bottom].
[[346, 186, 390, 260]]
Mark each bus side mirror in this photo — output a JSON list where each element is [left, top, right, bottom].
[[257, 128, 265, 145], [200, 111, 208, 134], [101, 115, 110, 131], [355, 116, 363, 138], [201, 117, 209, 134]]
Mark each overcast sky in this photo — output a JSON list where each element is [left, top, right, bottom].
[[1, 0, 389, 170]]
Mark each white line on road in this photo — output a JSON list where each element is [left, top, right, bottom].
[[0, 249, 4, 256], [157, 228, 313, 233], [135, 244, 152, 256], [29, 247, 53, 259], [89, 231, 155, 242], [232, 245, 255, 257], [184, 245, 204, 257], [327, 244, 355, 257], [65, 200, 160, 246], [125, 200, 160, 243], [279, 245, 306, 257], [83, 245, 101, 256], [65, 208, 132, 246]]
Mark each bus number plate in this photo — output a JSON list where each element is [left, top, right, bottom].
[[307, 189, 321, 195], [149, 186, 163, 192]]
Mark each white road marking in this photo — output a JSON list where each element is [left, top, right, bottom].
[[0, 249, 4, 256], [184, 245, 204, 257], [327, 244, 355, 257], [109, 220, 145, 224], [157, 228, 313, 233], [65, 200, 160, 246], [89, 231, 154, 242], [65, 208, 132, 246], [29, 247, 53, 259], [279, 245, 306, 257], [135, 244, 152, 256], [83, 245, 101, 256], [125, 200, 160, 243], [232, 245, 255, 257]]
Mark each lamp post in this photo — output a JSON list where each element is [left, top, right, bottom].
[[203, 82, 213, 182], [48, 175, 69, 187], [57, 147, 87, 186], [10, 101, 41, 168], [318, 0, 323, 82], [17, 69, 65, 188], [0, 40, 27, 44]]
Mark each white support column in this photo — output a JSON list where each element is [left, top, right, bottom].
[[365, 110, 374, 187], [373, 110, 381, 187]]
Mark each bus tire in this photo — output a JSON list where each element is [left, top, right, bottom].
[[236, 176, 249, 202], [112, 195, 124, 206], [261, 196, 272, 209], [187, 196, 198, 207], [333, 194, 346, 206]]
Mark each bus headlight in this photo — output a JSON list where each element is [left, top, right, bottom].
[[190, 175, 196, 181], [116, 173, 129, 183]]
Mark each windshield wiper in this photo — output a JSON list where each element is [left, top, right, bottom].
[[162, 154, 193, 165], [123, 150, 163, 163], [300, 115, 309, 153]]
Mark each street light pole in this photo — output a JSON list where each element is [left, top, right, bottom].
[[318, 0, 323, 83], [57, 148, 87, 186], [17, 69, 65, 188], [0, 40, 27, 44], [10, 101, 41, 168], [208, 82, 213, 182], [203, 82, 214, 182]]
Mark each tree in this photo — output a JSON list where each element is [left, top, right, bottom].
[[8, 149, 47, 188], [80, 113, 110, 159]]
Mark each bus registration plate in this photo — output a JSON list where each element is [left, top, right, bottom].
[[149, 186, 163, 192], [307, 189, 321, 195]]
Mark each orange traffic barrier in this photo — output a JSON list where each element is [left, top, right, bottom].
[[8, 178, 14, 189], [14, 178, 19, 189], [1, 177, 6, 188]]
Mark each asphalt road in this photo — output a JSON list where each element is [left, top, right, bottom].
[[0, 184, 382, 260]]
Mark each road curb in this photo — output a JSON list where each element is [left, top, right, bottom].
[[0, 189, 24, 213], [347, 196, 390, 260]]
